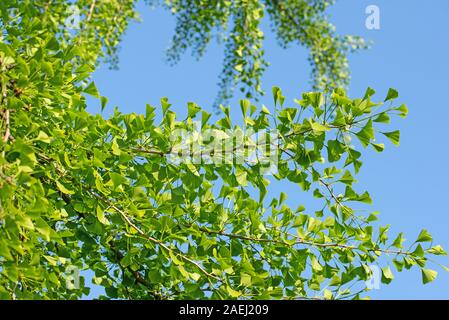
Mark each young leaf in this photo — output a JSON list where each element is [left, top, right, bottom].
[[56, 181, 75, 195], [416, 229, 433, 243], [84, 81, 100, 98], [188, 102, 201, 118], [421, 268, 438, 284], [381, 266, 394, 284], [397, 104, 408, 118], [381, 130, 400, 146], [384, 88, 399, 102]]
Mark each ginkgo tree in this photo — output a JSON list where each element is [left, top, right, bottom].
[[0, 0, 447, 300]]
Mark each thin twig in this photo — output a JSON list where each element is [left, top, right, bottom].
[[44, 0, 52, 12], [87, 0, 97, 22], [91, 192, 222, 282], [129, 148, 165, 157], [195, 225, 414, 256], [108, 240, 162, 299], [268, 0, 308, 35], [2, 109, 10, 143]]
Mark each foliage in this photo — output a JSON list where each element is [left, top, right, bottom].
[[0, 0, 446, 300], [149, 0, 368, 105]]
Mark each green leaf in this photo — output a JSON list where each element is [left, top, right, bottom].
[[35, 131, 52, 144], [15, 214, 34, 230], [374, 112, 390, 123], [310, 121, 328, 133], [323, 289, 333, 300], [272, 87, 280, 103], [381, 266, 394, 284], [427, 245, 447, 256], [35, 218, 52, 241], [84, 81, 100, 98], [236, 167, 248, 186], [310, 256, 323, 272], [109, 172, 128, 189], [357, 191, 372, 204], [112, 138, 121, 156], [0, 240, 13, 261], [261, 105, 271, 115], [381, 130, 400, 146], [272, 86, 284, 106], [96, 206, 110, 225], [363, 87, 376, 99], [190, 273, 201, 281], [421, 268, 438, 284], [279, 192, 287, 204], [161, 97, 171, 114], [355, 119, 374, 147], [416, 229, 432, 243], [393, 259, 404, 272], [371, 143, 384, 152], [392, 232, 405, 249], [240, 274, 252, 287], [384, 88, 399, 102], [413, 244, 425, 257], [226, 286, 241, 298], [327, 139, 344, 162], [339, 170, 355, 185], [169, 250, 184, 266], [304, 92, 324, 109], [397, 103, 408, 118], [101, 96, 108, 111], [187, 102, 201, 118], [240, 100, 250, 117], [56, 181, 75, 195], [186, 162, 200, 177], [201, 111, 211, 127]]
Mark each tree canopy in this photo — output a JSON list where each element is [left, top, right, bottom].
[[0, 0, 446, 300]]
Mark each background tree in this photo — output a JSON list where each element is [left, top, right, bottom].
[[150, 0, 367, 105], [0, 0, 446, 300]]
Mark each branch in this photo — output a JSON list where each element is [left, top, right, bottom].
[[90, 192, 222, 282], [194, 225, 414, 256], [44, 0, 52, 13], [2, 109, 10, 143], [87, 0, 97, 22], [129, 148, 166, 157], [108, 240, 162, 299], [267, 0, 308, 35]]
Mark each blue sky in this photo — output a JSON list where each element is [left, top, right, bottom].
[[87, 0, 449, 299]]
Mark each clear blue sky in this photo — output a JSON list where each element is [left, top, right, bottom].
[[86, 0, 449, 299]]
